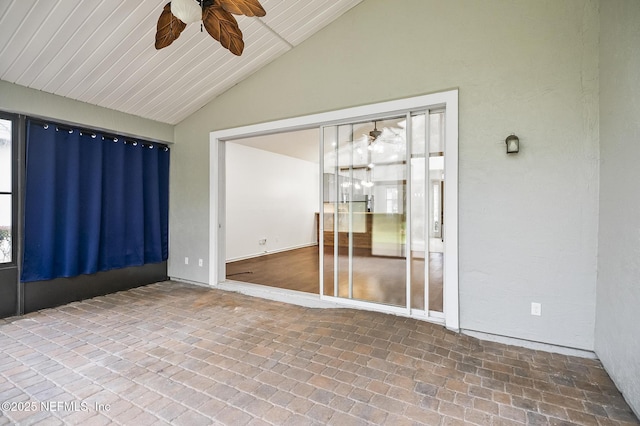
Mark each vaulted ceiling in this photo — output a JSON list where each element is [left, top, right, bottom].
[[0, 0, 362, 125]]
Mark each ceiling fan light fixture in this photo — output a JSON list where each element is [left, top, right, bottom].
[[171, 0, 203, 24], [155, 0, 266, 55], [369, 121, 382, 140]]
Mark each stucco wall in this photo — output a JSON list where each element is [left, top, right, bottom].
[[596, 0, 640, 415], [171, 0, 600, 349]]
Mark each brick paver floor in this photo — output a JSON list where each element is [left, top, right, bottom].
[[0, 281, 638, 425]]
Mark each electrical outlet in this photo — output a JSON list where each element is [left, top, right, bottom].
[[531, 302, 542, 316], [198, 258, 203, 267], [184, 257, 189, 265]]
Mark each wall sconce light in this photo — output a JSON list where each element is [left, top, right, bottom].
[[505, 134, 520, 154]]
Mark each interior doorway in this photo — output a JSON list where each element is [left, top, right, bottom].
[[224, 129, 321, 292], [211, 90, 458, 330]]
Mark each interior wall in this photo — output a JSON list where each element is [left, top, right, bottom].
[[171, 0, 600, 349], [226, 143, 319, 262], [596, 0, 640, 415], [0, 80, 173, 143]]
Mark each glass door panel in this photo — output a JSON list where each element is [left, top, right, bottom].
[[321, 110, 446, 314], [322, 126, 337, 297], [410, 113, 427, 310], [363, 117, 407, 306], [322, 117, 407, 308], [409, 111, 445, 313], [336, 124, 353, 299], [427, 112, 445, 312]]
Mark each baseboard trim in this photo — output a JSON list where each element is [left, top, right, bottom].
[[226, 243, 318, 263], [462, 329, 597, 359], [170, 277, 209, 288]]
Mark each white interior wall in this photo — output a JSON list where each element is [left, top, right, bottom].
[[596, 0, 640, 415], [225, 143, 319, 261]]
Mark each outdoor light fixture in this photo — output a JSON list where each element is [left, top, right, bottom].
[[505, 134, 519, 154]]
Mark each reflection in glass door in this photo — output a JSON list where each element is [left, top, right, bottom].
[[321, 111, 446, 315]]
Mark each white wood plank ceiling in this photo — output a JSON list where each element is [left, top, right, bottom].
[[0, 0, 362, 125]]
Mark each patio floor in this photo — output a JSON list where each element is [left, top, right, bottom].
[[0, 281, 638, 425]]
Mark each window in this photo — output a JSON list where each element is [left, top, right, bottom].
[[0, 118, 12, 264]]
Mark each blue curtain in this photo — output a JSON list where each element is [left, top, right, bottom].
[[21, 121, 169, 282]]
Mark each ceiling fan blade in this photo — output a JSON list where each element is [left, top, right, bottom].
[[217, 0, 266, 17], [203, 5, 244, 56], [155, 3, 187, 50]]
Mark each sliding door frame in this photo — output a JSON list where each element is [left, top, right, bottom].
[[210, 89, 459, 331]]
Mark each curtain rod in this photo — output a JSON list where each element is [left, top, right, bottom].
[[30, 119, 169, 151]]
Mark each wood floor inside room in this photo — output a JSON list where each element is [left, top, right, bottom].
[[225, 246, 443, 312]]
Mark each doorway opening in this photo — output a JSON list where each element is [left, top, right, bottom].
[[224, 129, 321, 293], [211, 90, 458, 330]]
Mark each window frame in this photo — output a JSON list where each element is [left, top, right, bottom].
[[0, 112, 19, 267]]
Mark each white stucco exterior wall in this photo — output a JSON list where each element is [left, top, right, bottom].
[[596, 0, 640, 416], [170, 0, 600, 349]]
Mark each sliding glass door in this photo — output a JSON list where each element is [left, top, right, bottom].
[[321, 110, 446, 316], [212, 90, 458, 328], [322, 117, 408, 307]]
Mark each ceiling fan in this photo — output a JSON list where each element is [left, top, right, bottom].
[[155, 0, 266, 56]]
